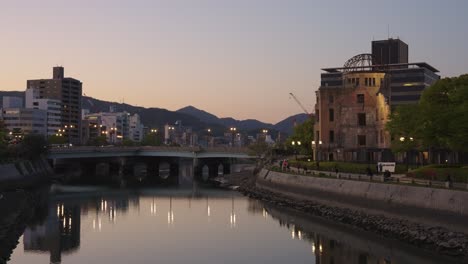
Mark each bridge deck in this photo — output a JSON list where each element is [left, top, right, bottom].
[[48, 146, 253, 159]]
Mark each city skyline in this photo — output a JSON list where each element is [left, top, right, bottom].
[[1, 0, 468, 123]]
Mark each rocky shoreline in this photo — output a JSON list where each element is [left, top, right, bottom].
[[232, 169, 468, 262]]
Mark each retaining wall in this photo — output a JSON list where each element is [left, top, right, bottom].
[[258, 169, 468, 216], [0, 158, 53, 190]]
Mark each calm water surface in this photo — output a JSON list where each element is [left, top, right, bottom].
[[3, 186, 460, 264]]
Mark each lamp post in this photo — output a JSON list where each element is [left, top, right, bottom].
[[291, 140, 301, 160], [311, 140, 323, 161], [261, 129, 268, 143], [206, 128, 212, 147], [229, 127, 237, 147], [399, 136, 414, 171]]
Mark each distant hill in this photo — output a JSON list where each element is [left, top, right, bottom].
[[272, 113, 310, 135], [177, 105, 275, 131], [1, 91, 307, 136]]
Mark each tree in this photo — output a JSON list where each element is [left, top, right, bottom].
[[386, 104, 421, 153], [122, 139, 137, 146], [141, 133, 161, 146], [16, 134, 48, 160], [88, 136, 108, 146], [419, 74, 468, 152], [286, 118, 314, 155], [47, 135, 67, 145], [248, 141, 271, 159], [386, 74, 468, 157], [0, 120, 8, 161]]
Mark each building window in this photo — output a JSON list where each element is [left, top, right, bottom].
[[365, 78, 368, 86], [358, 135, 366, 146], [372, 78, 376, 86], [329, 130, 334, 143], [316, 109, 319, 122], [357, 94, 364, 104], [329, 108, 334, 122], [356, 78, 360, 85], [329, 95, 334, 103], [358, 113, 366, 126]]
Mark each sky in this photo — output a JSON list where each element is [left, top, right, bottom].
[[1, 0, 467, 124]]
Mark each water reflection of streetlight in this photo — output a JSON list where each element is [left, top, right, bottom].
[[150, 197, 157, 215], [262, 208, 269, 218], [168, 197, 174, 225], [206, 197, 211, 218], [230, 196, 236, 227]]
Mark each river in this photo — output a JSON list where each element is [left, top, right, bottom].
[[1, 184, 461, 264]]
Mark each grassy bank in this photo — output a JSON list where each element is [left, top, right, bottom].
[[407, 165, 468, 183]]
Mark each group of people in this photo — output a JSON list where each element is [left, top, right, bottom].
[[279, 159, 290, 171]]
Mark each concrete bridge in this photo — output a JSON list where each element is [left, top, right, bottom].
[[47, 146, 254, 186], [48, 146, 252, 159]]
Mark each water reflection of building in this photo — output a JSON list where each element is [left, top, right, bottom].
[[23, 203, 81, 264], [248, 199, 394, 264]]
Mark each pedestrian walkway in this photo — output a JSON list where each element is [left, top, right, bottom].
[[279, 165, 468, 190]]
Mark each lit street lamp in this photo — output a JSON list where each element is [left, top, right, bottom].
[[229, 127, 237, 147], [291, 140, 301, 160], [399, 136, 414, 171], [312, 140, 322, 161]]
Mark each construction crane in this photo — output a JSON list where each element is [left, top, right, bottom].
[[289, 92, 311, 115]]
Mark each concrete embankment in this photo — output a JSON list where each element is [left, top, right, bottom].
[[235, 168, 468, 260], [0, 157, 53, 190], [258, 169, 468, 215]]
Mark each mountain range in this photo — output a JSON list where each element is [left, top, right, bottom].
[[0, 91, 309, 136]]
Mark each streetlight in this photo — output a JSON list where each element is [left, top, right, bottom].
[[312, 140, 323, 161], [206, 128, 212, 147], [229, 127, 237, 147], [399, 136, 414, 171], [291, 140, 301, 160]]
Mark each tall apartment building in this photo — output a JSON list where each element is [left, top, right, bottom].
[[314, 39, 439, 162], [27, 67, 82, 144], [25, 88, 62, 137]]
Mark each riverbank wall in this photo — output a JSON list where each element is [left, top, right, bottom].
[[257, 168, 468, 216], [0, 157, 53, 191]]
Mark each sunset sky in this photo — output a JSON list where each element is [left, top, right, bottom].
[[1, 0, 467, 123]]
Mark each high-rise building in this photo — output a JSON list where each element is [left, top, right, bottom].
[[27, 67, 82, 144], [25, 88, 62, 137], [372, 38, 408, 65]]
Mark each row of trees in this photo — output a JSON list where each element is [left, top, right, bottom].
[[386, 74, 468, 155], [0, 123, 48, 162]]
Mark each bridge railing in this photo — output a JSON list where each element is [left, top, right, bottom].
[[49, 146, 250, 154]]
